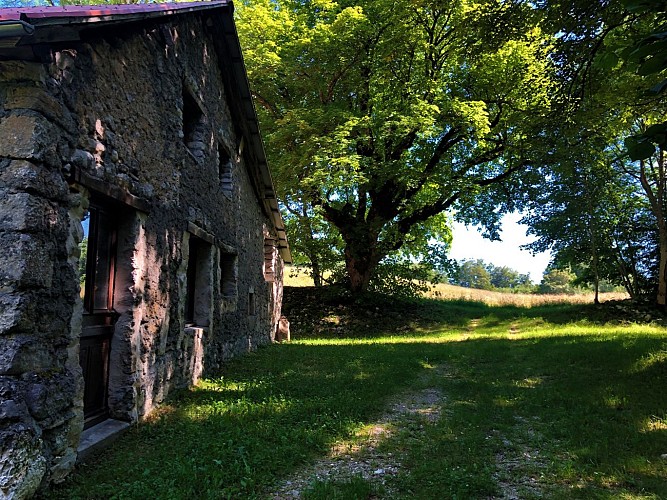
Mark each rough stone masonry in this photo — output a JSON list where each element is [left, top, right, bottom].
[[0, 3, 289, 498]]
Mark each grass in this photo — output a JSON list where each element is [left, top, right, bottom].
[[425, 282, 628, 307], [303, 476, 384, 499], [49, 293, 666, 499], [284, 265, 629, 306]]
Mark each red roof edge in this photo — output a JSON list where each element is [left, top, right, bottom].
[[0, 1, 230, 22]]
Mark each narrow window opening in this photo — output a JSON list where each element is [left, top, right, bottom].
[[220, 252, 237, 298], [218, 143, 233, 196], [185, 236, 212, 327], [182, 86, 206, 161], [248, 290, 256, 316]]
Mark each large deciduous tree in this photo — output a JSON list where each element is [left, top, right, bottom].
[[238, 0, 556, 293]]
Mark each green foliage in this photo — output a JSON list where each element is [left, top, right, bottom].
[[78, 237, 88, 286], [519, 0, 667, 304], [456, 259, 493, 290], [450, 258, 532, 291], [539, 268, 578, 295], [622, 31, 667, 160], [489, 265, 531, 290], [237, 0, 558, 292], [366, 257, 430, 298], [283, 202, 345, 286]]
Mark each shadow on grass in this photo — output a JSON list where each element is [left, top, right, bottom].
[[49, 327, 667, 500]]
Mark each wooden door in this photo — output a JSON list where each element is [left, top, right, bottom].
[[79, 203, 118, 428]]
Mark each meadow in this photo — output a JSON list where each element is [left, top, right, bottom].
[[49, 286, 666, 499]]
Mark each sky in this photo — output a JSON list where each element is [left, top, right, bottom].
[[449, 212, 552, 284]]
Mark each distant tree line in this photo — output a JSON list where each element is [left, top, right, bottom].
[[445, 259, 532, 292], [444, 259, 624, 295]]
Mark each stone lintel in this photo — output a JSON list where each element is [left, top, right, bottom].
[[187, 221, 215, 245], [69, 166, 150, 213]]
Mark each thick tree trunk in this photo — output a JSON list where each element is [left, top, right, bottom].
[[343, 239, 382, 294], [321, 200, 386, 294], [584, 173, 600, 305], [344, 249, 379, 293], [311, 258, 322, 287]]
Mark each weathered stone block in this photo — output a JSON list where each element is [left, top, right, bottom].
[[0, 292, 35, 335], [23, 372, 82, 427], [0, 192, 57, 233], [0, 60, 46, 84], [0, 335, 56, 376], [0, 423, 46, 500], [41, 413, 81, 459], [0, 160, 68, 201], [0, 114, 59, 167], [3, 86, 75, 131], [70, 149, 95, 170], [0, 233, 54, 289], [276, 315, 290, 342], [48, 447, 77, 484]]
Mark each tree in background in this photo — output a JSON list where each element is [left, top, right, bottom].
[[237, 0, 557, 293], [489, 265, 531, 290], [539, 268, 578, 295], [452, 259, 531, 291], [283, 200, 344, 287], [456, 260, 493, 290]]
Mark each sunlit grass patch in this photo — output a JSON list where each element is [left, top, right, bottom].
[[630, 345, 667, 373], [640, 414, 667, 432]]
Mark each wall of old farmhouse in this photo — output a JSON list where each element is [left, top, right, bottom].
[[0, 13, 283, 498]]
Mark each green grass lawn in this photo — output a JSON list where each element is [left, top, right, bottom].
[[49, 298, 667, 499]]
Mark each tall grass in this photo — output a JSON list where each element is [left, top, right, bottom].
[[425, 282, 628, 307], [284, 265, 628, 306]]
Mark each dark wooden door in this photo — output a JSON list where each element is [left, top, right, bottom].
[[79, 203, 118, 429]]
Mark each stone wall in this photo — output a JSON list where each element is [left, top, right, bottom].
[[0, 12, 284, 498]]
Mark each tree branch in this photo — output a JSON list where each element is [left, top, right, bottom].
[[474, 159, 528, 187], [251, 91, 281, 118], [390, 193, 461, 250]]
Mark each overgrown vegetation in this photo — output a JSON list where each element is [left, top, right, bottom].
[[49, 290, 667, 499]]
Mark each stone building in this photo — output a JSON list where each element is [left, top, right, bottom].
[[0, 2, 290, 497]]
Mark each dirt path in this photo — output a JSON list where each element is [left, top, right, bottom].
[[266, 364, 548, 499], [267, 368, 446, 498]]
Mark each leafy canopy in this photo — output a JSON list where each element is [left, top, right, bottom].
[[238, 0, 558, 291]]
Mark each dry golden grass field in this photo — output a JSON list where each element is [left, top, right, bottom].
[[284, 266, 628, 306]]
